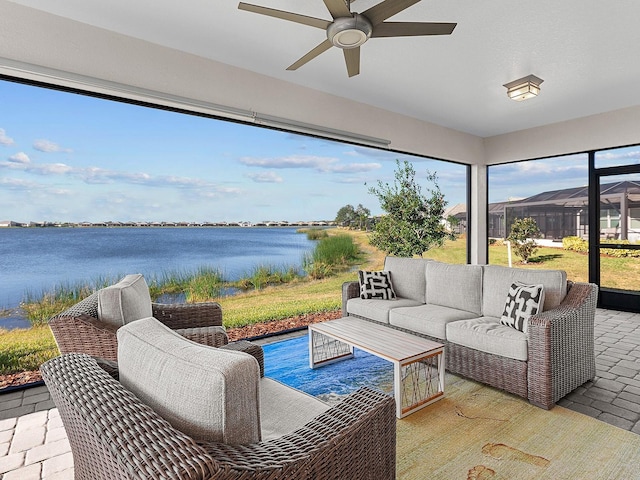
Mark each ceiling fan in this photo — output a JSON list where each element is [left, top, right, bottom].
[[238, 0, 456, 77]]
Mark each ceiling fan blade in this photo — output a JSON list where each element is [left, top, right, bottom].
[[287, 39, 333, 71], [343, 47, 360, 77], [238, 2, 330, 30], [323, 0, 351, 19], [363, 0, 421, 26], [372, 21, 456, 37]]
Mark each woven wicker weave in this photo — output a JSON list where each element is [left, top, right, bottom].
[[343, 279, 598, 410], [47, 292, 264, 371], [41, 353, 396, 480]]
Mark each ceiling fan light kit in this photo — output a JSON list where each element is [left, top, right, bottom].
[[327, 15, 372, 48], [238, 0, 456, 77], [504, 74, 544, 101]]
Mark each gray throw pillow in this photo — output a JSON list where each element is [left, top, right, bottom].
[[97, 274, 153, 326]]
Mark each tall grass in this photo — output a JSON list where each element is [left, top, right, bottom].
[[233, 265, 302, 290], [303, 234, 360, 279], [297, 228, 329, 240]]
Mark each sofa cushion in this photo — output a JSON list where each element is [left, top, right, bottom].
[[384, 256, 431, 303], [358, 270, 396, 300], [446, 317, 528, 361], [347, 297, 423, 324], [117, 317, 261, 445], [483, 265, 567, 318], [389, 304, 478, 340], [97, 274, 153, 327], [500, 282, 545, 333], [259, 378, 330, 441], [425, 262, 483, 315]]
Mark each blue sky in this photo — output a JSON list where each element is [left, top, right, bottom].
[[1, 79, 639, 223]]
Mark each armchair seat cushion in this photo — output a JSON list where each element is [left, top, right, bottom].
[[446, 317, 529, 361], [98, 273, 153, 326], [117, 317, 261, 445], [259, 377, 330, 441]]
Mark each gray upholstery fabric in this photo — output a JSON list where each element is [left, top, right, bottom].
[[446, 317, 529, 361], [389, 304, 478, 340], [346, 297, 423, 324], [97, 274, 153, 327], [259, 377, 330, 441], [383, 256, 431, 303], [426, 262, 483, 315], [482, 265, 567, 318], [117, 317, 261, 445]]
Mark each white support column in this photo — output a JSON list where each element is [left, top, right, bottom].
[[470, 164, 488, 265]]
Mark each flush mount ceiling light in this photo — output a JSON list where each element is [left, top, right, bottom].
[[503, 74, 544, 101]]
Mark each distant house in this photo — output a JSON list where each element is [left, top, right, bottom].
[[450, 181, 640, 241], [0, 220, 19, 227]]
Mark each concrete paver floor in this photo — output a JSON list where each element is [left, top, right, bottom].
[[1, 308, 639, 479]]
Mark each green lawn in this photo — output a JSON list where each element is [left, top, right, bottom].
[[2, 232, 637, 376]]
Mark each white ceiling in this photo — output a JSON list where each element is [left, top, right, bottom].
[[7, 0, 640, 137]]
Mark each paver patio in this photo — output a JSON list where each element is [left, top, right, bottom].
[[0, 308, 638, 479]]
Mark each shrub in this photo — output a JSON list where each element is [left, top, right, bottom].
[[507, 217, 541, 264], [303, 234, 360, 278], [563, 236, 588, 253], [298, 228, 329, 240]]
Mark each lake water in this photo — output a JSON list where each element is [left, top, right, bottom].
[[0, 227, 316, 329]]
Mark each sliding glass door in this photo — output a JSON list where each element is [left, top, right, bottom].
[[590, 150, 640, 312]]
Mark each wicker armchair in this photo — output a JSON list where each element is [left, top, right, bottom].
[[41, 353, 397, 480], [48, 276, 264, 374]]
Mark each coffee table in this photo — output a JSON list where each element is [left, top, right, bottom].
[[309, 317, 445, 418]]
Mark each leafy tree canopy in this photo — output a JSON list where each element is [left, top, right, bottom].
[[367, 160, 453, 257]]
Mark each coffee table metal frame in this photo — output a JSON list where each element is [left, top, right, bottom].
[[309, 317, 445, 418]]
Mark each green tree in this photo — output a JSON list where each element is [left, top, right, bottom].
[[335, 204, 356, 228], [367, 160, 453, 257], [507, 217, 541, 263], [355, 203, 371, 230]]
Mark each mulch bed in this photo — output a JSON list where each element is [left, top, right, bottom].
[[0, 311, 343, 390]]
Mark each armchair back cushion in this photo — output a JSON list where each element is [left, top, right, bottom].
[[97, 274, 153, 327], [384, 256, 430, 303], [482, 265, 567, 318], [117, 317, 261, 445]]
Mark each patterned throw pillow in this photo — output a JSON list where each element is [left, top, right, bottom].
[[500, 282, 545, 333], [358, 270, 396, 300]]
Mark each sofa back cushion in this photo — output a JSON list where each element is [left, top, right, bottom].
[[384, 256, 430, 303], [97, 274, 153, 327], [426, 262, 483, 315], [483, 265, 567, 318], [117, 317, 261, 445]]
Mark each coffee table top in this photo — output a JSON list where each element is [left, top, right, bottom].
[[309, 317, 443, 363]]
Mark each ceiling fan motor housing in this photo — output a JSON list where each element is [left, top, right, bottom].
[[327, 14, 373, 49]]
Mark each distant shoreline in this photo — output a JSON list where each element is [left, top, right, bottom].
[[0, 221, 335, 229]]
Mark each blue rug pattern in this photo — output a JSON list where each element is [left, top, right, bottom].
[[262, 334, 393, 401]]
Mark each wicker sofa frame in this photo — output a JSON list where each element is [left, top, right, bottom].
[[41, 353, 396, 480], [48, 291, 265, 375], [343, 280, 598, 410]]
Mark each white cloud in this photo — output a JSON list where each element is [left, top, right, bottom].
[[8, 152, 30, 164], [238, 154, 380, 173], [246, 171, 284, 183], [0, 128, 15, 145], [0, 128, 14, 146], [33, 139, 73, 153], [0, 177, 39, 189]]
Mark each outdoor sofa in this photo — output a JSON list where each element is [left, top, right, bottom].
[[343, 257, 599, 409], [41, 317, 396, 480], [48, 273, 264, 373]]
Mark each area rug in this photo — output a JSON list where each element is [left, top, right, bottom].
[[264, 335, 640, 479], [398, 375, 640, 480]]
